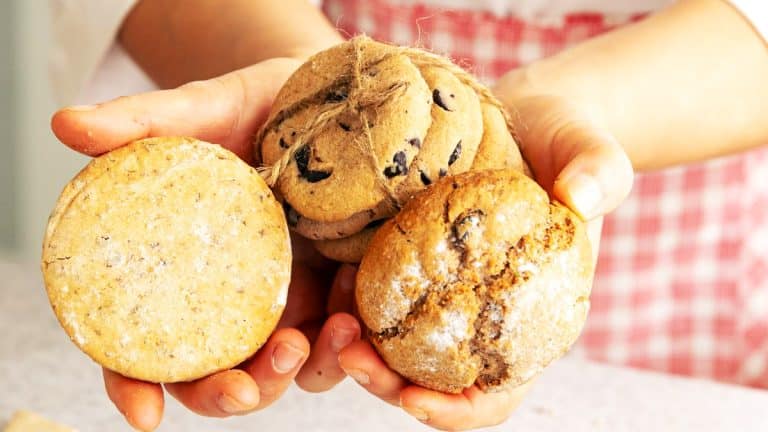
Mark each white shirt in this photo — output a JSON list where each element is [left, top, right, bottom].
[[49, 0, 767, 105]]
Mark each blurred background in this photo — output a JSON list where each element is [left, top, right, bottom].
[[0, 1, 89, 262]]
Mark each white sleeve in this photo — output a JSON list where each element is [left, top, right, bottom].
[[726, 0, 768, 42], [49, 0, 139, 104]]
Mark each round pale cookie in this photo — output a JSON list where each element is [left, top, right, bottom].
[[42, 137, 291, 383], [356, 169, 593, 393], [312, 222, 384, 263]]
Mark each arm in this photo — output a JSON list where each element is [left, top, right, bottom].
[[496, 0, 768, 172], [119, 0, 343, 88]]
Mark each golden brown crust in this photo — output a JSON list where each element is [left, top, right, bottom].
[[42, 137, 291, 383], [356, 169, 593, 393], [312, 225, 381, 263]]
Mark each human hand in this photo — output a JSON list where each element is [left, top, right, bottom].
[[51, 58, 362, 431], [333, 81, 635, 431]]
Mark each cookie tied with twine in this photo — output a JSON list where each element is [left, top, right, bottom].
[[255, 36, 526, 261]]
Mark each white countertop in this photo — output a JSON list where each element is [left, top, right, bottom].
[[2, 256, 767, 432]]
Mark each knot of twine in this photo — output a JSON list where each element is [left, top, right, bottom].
[[256, 36, 519, 211]]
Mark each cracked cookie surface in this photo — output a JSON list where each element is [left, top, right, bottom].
[[356, 169, 593, 393], [42, 137, 291, 383]]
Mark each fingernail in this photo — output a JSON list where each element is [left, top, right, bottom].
[[402, 405, 429, 421], [66, 104, 98, 112], [330, 325, 357, 352], [217, 393, 249, 414], [562, 173, 603, 219], [272, 342, 305, 373], [343, 367, 370, 385]]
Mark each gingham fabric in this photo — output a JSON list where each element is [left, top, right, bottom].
[[322, 0, 768, 388]]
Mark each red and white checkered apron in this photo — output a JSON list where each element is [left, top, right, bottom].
[[322, 0, 768, 388]]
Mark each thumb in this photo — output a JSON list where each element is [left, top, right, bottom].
[[50, 57, 301, 162], [511, 95, 634, 220]]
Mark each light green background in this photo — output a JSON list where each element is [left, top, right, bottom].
[[0, 1, 88, 261]]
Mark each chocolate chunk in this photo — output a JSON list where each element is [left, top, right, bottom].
[[433, 89, 453, 111], [420, 170, 432, 185], [279, 137, 289, 149], [283, 203, 300, 228], [364, 219, 387, 229], [339, 122, 351, 132], [383, 151, 409, 178], [294, 144, 332, 183], [439, 168, 448, 178], [448, 140, 462, 166], [408, 137, 421, 148], [325, 87, 349, 103], [452, 209, 485, 247]]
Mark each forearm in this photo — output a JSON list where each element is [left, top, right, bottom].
[[496, 0, 768, 172], [119, 0, 343, 88]]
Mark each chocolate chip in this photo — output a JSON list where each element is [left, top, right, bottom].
[[383, 151, 408, 178], [304, 170, 332, 182], [420, 170, 432, 185], [279, 137, 289, 149], [283, 203, 300, 227], [452, 209, 485, 247], [448, 140, 462, 166], [339, 122, 351, 132], [408, 137, 421, 148], [325, 87, 348, 103], [364, 219, 387, 229], [433, 89, 453, 111], [439, 168, 448, 177], [294, 144, 332, 183]]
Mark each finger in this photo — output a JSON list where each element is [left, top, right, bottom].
[[399, 380, 534, 430], [241, 327, 310, 410], [509, 95, 634, 220], [338, 340, 409, 405], [164, 369, 260, 417], [276, 262, 332, 330], [103, 368, 164, 431], [551, 123, 634, 220], [326, 264, 357, 315], [50, 58, 301, 161], [296, 313, 361, 392]]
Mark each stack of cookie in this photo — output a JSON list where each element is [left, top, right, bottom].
[[257, 36, 528, 263]]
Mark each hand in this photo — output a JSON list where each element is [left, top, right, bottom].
[[51, 58, 362, 431], [333, 84, 635, 430]]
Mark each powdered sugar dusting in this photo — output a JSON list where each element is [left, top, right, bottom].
[[428, 310, 469, 351]]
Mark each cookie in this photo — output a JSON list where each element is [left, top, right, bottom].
[[286, 200, 390, 241], [391, 65, 483, 201], [356, 169, 593, 393], [3, 411, 76, 432], [470, 103, 527, 173], [42, 137, 291, 383], [261, 38, 432, 222], [257, 36, 504, 242], [312, 222, 385, 263]]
